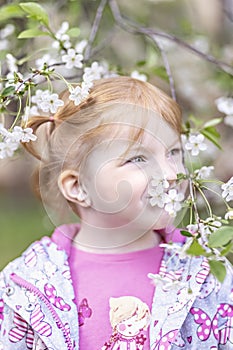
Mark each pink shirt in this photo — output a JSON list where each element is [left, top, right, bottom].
[[70, 244, 163, 349], [52, 224, 184, 350]]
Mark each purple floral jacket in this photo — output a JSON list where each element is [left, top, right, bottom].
[[0, 226, 233, 349]]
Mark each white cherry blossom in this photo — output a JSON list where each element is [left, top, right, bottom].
[[84, 61, 105, 82], [62, 49, 83, 69], [149, 187, 168, 208], [148, 176, 169, 207], [40, 93, 64, 114], [164, 189, 184, 217], [35, 54, 56, 70], [12, 126, 37, 143], [0, 24, 15, 39], [224, 115, 233, 128], [225, 210, 233, 220], [131, 70, 147, 82], [0, 24, 14, 50], [31, 89, 47, 106], [32, 90, 64, 114], [6, 53, 18, 72], [215, 96, 233, 115], [0, 139, 19, 159], [0, 39, 9, 51], [148, 177, 184, 217], [221, 177, 233, 202], [69, 83, 90, 106], [184, 133, 207, 156], [6, 72, 25, 92], [75, 39, 88, 54], [195, 166, 214, 179], [0, 123, 9, 138], [52, 21, 71, 50]]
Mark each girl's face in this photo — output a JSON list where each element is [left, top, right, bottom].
[[80, 111, 185, 234]]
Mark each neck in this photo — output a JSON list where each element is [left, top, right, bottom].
[[72, 221, 161, 254]]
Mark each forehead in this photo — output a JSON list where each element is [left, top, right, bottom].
[[100, 107, 180, 149], [83, 116, 180, 166]]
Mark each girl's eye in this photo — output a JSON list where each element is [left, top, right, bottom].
[[169, 148, 182, 157], [125, 155, 145, 164]]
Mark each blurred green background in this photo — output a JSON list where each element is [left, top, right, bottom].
[[0, 155, 55, 269], [0, 0, 232, 269]]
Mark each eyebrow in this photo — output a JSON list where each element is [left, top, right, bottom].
[[167, 139, 182, 149], [117, 137, 182, 159]]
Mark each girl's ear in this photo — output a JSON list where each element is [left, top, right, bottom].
[[58, 170, 91, 207]]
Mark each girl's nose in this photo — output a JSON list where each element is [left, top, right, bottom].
[[164, 164, 177, 182], [156, 158, 178, 184]]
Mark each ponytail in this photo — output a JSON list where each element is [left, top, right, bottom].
[[23, 116, 57, 161]]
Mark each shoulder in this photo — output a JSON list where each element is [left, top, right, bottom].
[[0, 233, 69, 288]]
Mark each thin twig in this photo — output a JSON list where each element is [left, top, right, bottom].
[[89, 27, 117, 60], [153, 37, 176, 100], [84, 0, 109, 61], [223, 0, 233, 22]]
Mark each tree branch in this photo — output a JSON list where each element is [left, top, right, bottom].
[[223, 0, 233, 22], [109, 0, 233, 76], [152, 37, 176, 100], [84, 0, 109, 61]]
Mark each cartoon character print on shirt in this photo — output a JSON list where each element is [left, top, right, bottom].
[[190, 303, 233, 345], [78, 298, 92, 326], [102, 296, 150, 350]]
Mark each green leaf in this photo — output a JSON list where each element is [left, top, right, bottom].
[[152, 66, 169, 82], [136, 60, 147, 67], [19, 2, 49, 26], [18, 28, 49, 39], [177, 173, 188, 181], [186, 239, 207, 256], [180, 230, 193, 237], [202, 118, 223, 128], [1, 86, 15, 97], [0, 4, 24, 22], [220, 241, 233, 256], [209, 259, 226, 283], [67, 27, 80, 38], [201, 127, 221, 149], [188, 115, 203, 128], [208, 226, 233, 248]]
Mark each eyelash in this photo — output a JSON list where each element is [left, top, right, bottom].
[[125, 155, 146, 164], [168, 148, 182, 157]]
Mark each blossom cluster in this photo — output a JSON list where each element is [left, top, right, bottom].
[[0, 20, 120, 158], [148, 176, 184, 217], [181, 133, 207, 157], [0, 124, 36, 159], [221, 176, 233, 202]]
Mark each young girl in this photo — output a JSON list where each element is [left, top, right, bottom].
[[0, 77, 233, 350]]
